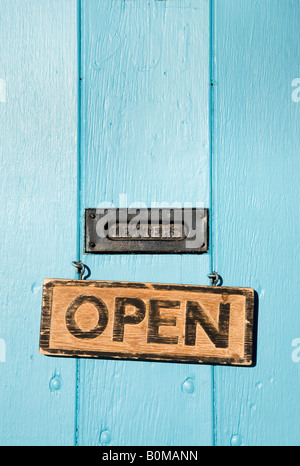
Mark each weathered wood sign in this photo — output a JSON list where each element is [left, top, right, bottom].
[[40, 280, 255, 366]]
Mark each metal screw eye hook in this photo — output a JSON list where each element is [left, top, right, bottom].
[[72, 261, 85, 280], [208, 271, 220, 287]]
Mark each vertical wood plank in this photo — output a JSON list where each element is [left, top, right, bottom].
[[0, 0, 78, 445], [213, 0, 300, 446], [79, 0, 213, 446]]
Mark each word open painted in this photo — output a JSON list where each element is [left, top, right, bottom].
[[40, 280, 255, 366]]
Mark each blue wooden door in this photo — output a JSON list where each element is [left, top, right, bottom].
[[0, 0, 299, 446]]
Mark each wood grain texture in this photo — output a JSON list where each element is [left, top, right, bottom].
[[40, 279, 254, 365], [0, 0, 78, 445], [79, 0, 213, 446], [213, 0, 300, 446]]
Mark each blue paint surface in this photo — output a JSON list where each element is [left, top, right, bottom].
[[0, 0, 78, 446], [0, 0, 299, 446], [213, 0, 300, 446]]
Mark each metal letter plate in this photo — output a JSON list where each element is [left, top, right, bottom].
[[85, 208, 209, 254]]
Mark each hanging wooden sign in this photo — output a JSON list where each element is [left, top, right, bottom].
[[39, 279, 255, 366]]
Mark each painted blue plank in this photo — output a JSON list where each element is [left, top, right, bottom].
[[213, 0, 300, 446], [78, 0, 213, 446], [0, 0, 78, 445]]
